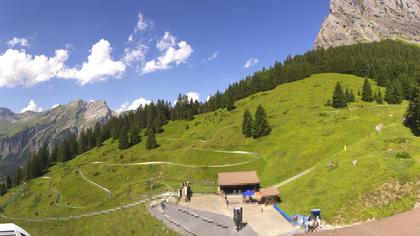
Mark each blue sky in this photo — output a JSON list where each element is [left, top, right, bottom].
[[0, 0, 329, 113]]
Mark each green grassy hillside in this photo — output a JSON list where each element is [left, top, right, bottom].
[[0, 73, 418, 235]]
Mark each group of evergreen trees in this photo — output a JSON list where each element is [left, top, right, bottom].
[[242, 105, 272, 139], [328, 82, 356, 108], [0, 176, 12, 196], [329, 78, 387, 108]]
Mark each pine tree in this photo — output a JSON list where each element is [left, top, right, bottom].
[[0, 183, 6, 196], [253, 105, 272, 138], [406, 88, 420, 135], [129, 124, 141, 145], [37, 144, 49, 171], [78, 130, 88, 153], [49, 146, 58, 164], [385, 80, 403, 104], [30, 155, 42, 178], [58, 142, 71, 162], [5, 176, 12, 189], [332, 82, 347, 108], [226, 96, 235, 111], [15, 167, 23, 186], [376, 89, 384, 104], [145, 129, 158, 150], [242, 109, 253, 138], [118, 124, 130, 150], [362, 78, 374, 102]]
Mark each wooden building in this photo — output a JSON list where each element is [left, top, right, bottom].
[[217, 171, 260, 194], [260, 187, 280, 204]]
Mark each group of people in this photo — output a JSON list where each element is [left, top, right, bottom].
[[305, 215, 321, 232], [178, 180, 192, 202]]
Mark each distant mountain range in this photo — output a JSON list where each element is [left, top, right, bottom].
[[0, 100, 114, 177], [315, 0, 420, 48]]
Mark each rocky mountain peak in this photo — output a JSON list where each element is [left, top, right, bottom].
[[315, 0, 420, 49], [0, 99, 115, 177]]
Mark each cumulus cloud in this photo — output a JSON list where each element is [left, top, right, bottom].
[[59, 39, 126, 85], [156, 32, 176, 51], [0, 48, 69, 88], [116, 97, 151, 114], [51, 104, 60, 109], [142, 33, 193, 75], [7, 37, 29, 47], [202, 51, 219, 63], [244, 58, 259, 68], [20, 100, 43, 113]]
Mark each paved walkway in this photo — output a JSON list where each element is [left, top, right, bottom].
[[150, 203, 259, 236], [179, 194, 300, 236], [303, 207, 420, 236]]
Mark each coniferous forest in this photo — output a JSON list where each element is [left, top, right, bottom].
[[10, 40, 419, 194]]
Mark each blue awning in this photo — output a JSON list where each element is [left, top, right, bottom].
[[242, 190, 255, 197]]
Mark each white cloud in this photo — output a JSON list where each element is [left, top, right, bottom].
[[174, 92, 200, 105], [156, 32, 176, 51], [135, 12, 152, 33], [51, 104, 60, 109], [202, 51, 219, 63], [186, 92, 200, 102], [122, 44, 148, 66], [142, 33, 193, 74], [59, 39, 126, 85], [116, 97, 151, 114], [7, 37, 29, 48], [20, 100, 43, 113], [244, 58, 259, 68], [0, 48, 69, 88]]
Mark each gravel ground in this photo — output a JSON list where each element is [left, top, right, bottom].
[[302, 207, 420, 236], [149, 203, 259, 236]]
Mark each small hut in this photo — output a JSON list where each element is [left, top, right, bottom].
[[218, 171, 260, 194], [260, 187, 280, 204]]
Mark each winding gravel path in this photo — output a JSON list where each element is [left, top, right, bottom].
[[271, 168, 314, 188], [76, 166, 112, 199]]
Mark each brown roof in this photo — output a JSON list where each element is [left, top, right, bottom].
[[260, 187, 279, 197], [218, 171, 260, 186]]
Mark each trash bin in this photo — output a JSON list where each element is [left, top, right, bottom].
[[234, 207, 243, 231], [311, 209, 321, 219]]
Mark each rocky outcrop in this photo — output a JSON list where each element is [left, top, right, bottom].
[[315, 0, 420, 49], [0, 100, 114, 176]]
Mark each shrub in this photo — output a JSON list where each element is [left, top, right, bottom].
[[395, 152, 411, 159]]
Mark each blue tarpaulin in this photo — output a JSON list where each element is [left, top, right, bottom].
[[273, 205, 292, 222], [242, 190, 254, 197]]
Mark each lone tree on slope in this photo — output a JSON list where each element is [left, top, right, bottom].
[[118, 124, 130, 150], [332, 82, 347, 108], [362, 78, 374, 102], [253, 105, 272, 138], [145, 129, 158, 150], [242, 109, 253, 138]]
